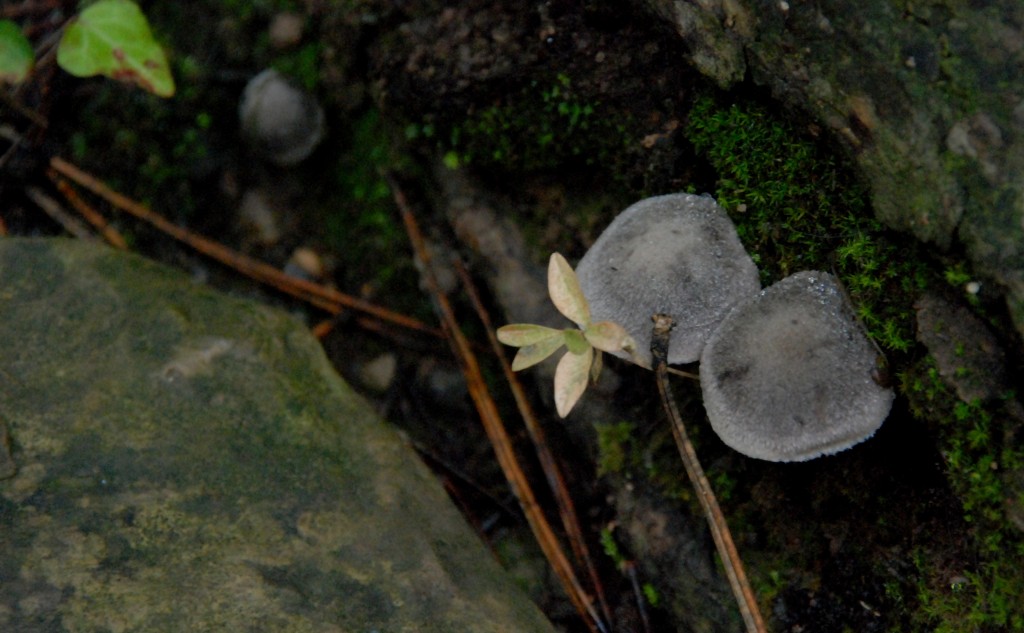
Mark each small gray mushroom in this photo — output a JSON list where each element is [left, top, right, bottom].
[[576, 193, 760, 367], [239, 69, 325, 166], [699, 271, 894, 462]]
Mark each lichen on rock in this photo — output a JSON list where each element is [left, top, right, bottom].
[[0, 238, 555, 633]]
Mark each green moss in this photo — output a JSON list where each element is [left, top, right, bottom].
[[272, 41, 322, 91], [67, 81, 217, 221], [413, 73, 634, 176], [317, 108, 419, 299], [642, 582, 661, 607], [899, 357, 1024, 631], [599, 526, 626, 566], [913, 554, 1024, 632], [595, 421, 634, 476], [684, 91, 928, 353], [683, 91, 1024, 630]]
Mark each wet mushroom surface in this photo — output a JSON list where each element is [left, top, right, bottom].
[[575, 193, 760, 368], [700, 271, 895, 462]]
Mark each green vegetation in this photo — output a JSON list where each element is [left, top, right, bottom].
[[272, 41, 322, 91], [600, 526, 662, 608], [1, 0, 174, 97], [321, 109, 413, 294], [0, 20, 34, 83], [642, 582, 661, 607], [68, 84, 214, 219], [596, 421, 635, 477], [599, 526, 626, 566], [682, 90, 1024, 631], [594, 417, 704, 505], [684, 92, 928, 352], [410, 73, 633, 175], [900, 357, 1024, 631]]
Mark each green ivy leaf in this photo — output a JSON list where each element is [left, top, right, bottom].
[[548, 253, 590, 328], [57, 0, 175, 97], [0, 21, 34, 84]]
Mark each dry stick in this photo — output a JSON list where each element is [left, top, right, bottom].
[[48, 156, 442, 339], [2, 0, 63, 19], [25, 186, 96, 240], [455, 259, 613, 628], [48, 170, 128, 249], [622, 561, 652, 633], [0, 88, 48, 129], [390, 177, 606, 633], [650, 314, 767, 633]]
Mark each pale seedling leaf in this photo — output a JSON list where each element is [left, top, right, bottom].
[[511, 335, 566, 371], [589, 349, 603, 383], [548, 252, 590, 328], [554, 346, 593, 418], [584, 320, 636, 355], [497, 323, 563, 347]]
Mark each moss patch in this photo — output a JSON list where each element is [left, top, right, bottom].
[[409, 72, 634, 178], [900, 356, 1024, 631], [684, 90, 932, 353]]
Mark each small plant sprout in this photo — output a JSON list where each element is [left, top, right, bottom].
[[497, 253, 637, 417]]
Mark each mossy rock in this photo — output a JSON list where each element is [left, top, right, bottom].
[[0, 238, 555, 633], [642, 0, 1024, 343]]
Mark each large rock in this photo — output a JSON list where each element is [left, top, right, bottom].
[[0, 238, 555, 633], [641, 0, 1024, 340]]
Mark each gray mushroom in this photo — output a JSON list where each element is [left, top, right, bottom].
[[575, 193, 760, 367], [239, 69, 325, 166], [699, 271, 894, 462]]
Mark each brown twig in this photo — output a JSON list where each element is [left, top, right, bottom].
[[455, 258, 613, 628], [388, 173, 606, 633], [47, 169, 128, 249], [48, 156, 442, 338], [622, 561, 652, 633], [24, 186, 95, 240], [2, 0, 63, 19], [650, 314, 767, 633], [0, 89, 48, 129]]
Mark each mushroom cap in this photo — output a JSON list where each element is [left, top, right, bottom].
[[699, 271, 894, 462], [239, 69, 325, 166], [576, 193, 760, 367]]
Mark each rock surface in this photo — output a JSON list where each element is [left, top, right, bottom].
[[0, 238, 555, 633], [640, 0, 1024, 341], [914, 293, 1008, 403]]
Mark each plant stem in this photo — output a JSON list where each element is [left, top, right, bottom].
[[650, 314, 767, 633]]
